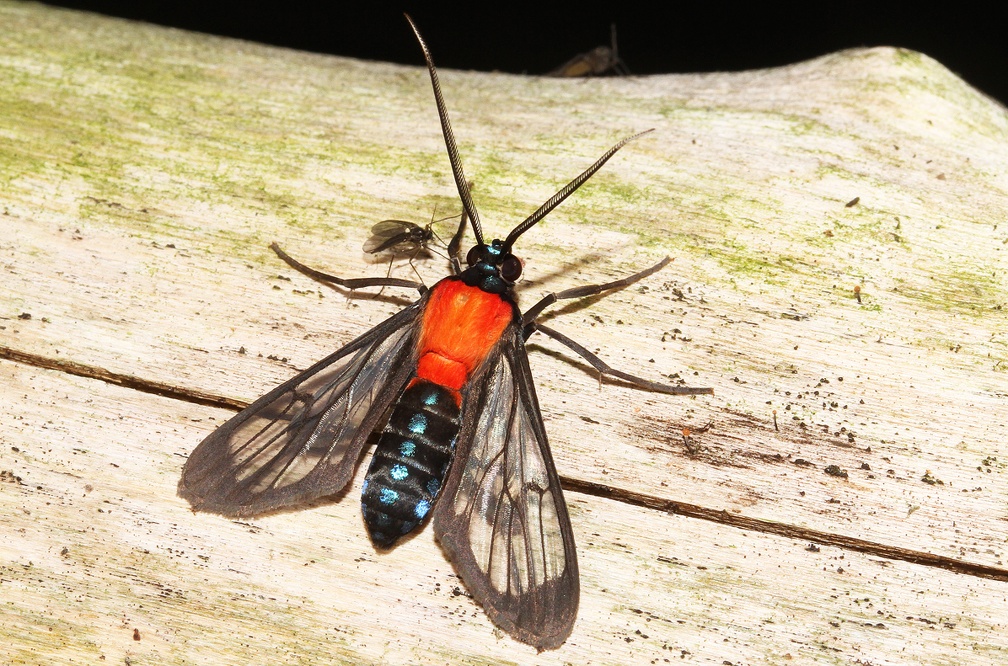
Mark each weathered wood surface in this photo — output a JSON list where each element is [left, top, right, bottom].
[[2, 2, 1007, 664]]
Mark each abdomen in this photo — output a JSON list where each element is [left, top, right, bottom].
[[361, 380, 460, 547]]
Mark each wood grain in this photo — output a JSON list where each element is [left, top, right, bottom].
[[2, 2, 1007, 663]]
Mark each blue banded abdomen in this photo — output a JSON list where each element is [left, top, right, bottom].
[[361, 379, 460, 548]]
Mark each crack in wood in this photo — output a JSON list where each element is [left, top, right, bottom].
[[5, 344, 1006, 583], [0, 345, 245, 411], [563, 476, 1008, 583]]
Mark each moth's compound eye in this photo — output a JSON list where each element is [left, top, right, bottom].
[[501, 254, 523, 282], [466, 245, 481, 267]]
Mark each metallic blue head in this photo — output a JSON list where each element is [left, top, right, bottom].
[[460, 239, 523, 294]]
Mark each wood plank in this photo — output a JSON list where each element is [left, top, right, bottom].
[[2, 361, 1007, 664], [2, 2, 1008, 660]]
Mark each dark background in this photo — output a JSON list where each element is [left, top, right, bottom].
[[42, 2, 1008, 107]]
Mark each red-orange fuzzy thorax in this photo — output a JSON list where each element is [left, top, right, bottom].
[[414, 279, 515, 403]]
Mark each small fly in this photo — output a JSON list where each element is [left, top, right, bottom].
[[362, 205, 469, 284], [179, 15, 711, 650], [548, 24, 629, 77]]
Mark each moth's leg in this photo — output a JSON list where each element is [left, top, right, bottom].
[[522, 256, 671, 325], [448, 210, 469, 276], [270, 242, 426, 295], [524, 322, 712, 396], [521, 256, 712, 395]]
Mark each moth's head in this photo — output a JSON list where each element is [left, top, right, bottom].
[[461, 239, 523, 294]]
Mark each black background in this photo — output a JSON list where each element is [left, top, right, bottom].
[[42, 2, 1008, 107]]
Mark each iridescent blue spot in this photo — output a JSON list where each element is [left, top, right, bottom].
[[390, 464, 409, 481], [364, 508, 391, 527], [399, 440, 416, 457], [423, 390, 439, 406], [361, 479, 369, 493], [426, 478, 440, 496], [408, 414, 427, 434], [414, 500, 431, 519], [379, 488, 399, 505]]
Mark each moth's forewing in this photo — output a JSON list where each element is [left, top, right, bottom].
[[433, 324, 579, 650], [179, 298, 427, 516]]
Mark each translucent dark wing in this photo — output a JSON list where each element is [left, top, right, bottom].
[[178, 297, 426, 517], [363, 220, 428, 254], [432, 323, 579, 650]]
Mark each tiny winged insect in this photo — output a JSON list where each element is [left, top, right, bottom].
[[548, 24, 629, 77], [363, 218, 438, 256], [179, 15, 712, 650], [362, 207, 467, 282]]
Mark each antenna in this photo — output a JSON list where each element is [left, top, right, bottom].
[[503, 129, 653, 249], [405, 15, 485, 247]]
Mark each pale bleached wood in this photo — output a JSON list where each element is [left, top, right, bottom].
[[2, 2, 1008, 663], [2, 361, 1007, 664]]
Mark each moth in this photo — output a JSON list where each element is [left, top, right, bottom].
[[179, 15, 711, 650]]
